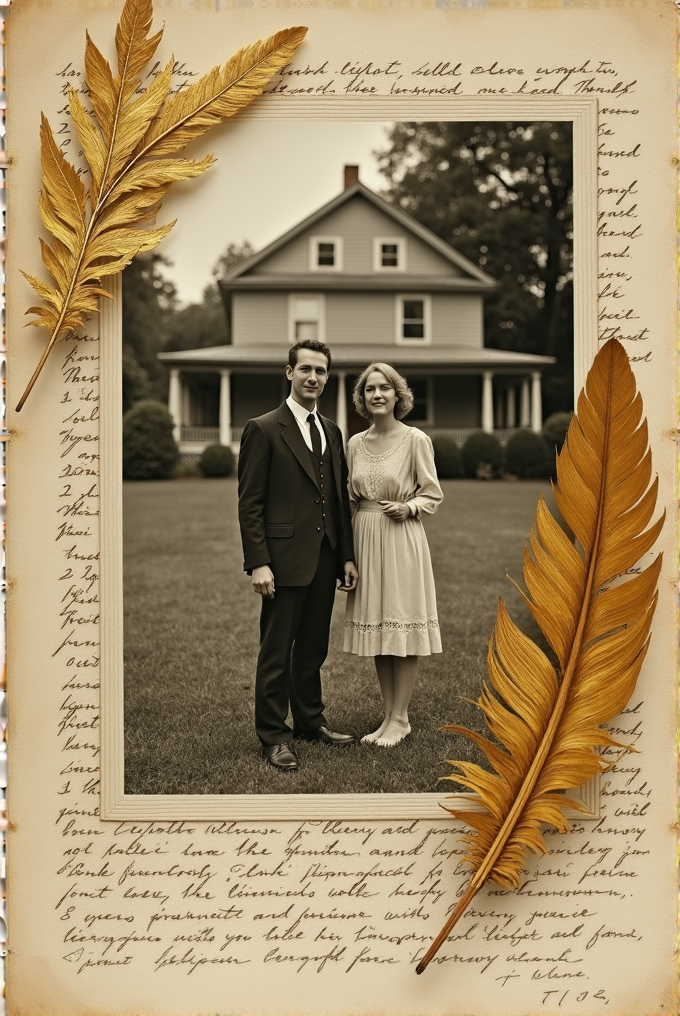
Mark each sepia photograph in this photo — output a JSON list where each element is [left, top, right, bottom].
[[121, 118, 574, 797]]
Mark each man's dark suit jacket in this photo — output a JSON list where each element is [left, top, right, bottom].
[[237, 401, 355, 587]]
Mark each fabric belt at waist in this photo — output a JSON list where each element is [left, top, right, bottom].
[[357, 498, 385, 513]]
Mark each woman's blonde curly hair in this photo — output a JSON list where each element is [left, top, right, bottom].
[[352, 362, 414, 421]]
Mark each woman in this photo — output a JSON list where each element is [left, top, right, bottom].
[[343, 363, 443, 746]]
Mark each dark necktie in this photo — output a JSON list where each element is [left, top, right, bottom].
[[307, 412, 322, 462]]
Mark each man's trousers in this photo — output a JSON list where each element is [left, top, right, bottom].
[[254, 537, 338, 746]]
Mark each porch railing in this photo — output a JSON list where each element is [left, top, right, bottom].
[[180, 426, 220, 443]]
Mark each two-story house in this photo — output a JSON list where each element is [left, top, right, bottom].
[[159, 166, 555, 455]]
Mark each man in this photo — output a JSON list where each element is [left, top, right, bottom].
[[237, 339, 359, 772]]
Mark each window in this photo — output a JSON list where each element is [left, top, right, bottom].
[[395, 294, 431, 344], [374, 236, 406, 271], [288, 294, 325, 343], [309, 236, 343, 271], [403, 299, 425, 339], [317, 243, 335, 266], [381, 243, 399, 267]]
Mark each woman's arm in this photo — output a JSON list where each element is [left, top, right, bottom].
[[406, 431, 444, 518]]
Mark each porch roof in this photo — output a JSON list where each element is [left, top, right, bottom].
[[219, 274, 494, 294], [158, 344, 555, 372]]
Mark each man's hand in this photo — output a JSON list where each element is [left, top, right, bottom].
[[379, 500, 412, 521], [338, 561, 359, 592], [252, 565, 275, 598]]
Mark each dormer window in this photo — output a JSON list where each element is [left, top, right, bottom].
[[374, 236, 406, 271], [310, 236, 343, 271]]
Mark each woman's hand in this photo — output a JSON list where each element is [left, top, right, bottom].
[[379, 500, 411, 521]]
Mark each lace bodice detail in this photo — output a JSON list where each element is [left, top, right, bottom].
[[346, 427, 443, 517]]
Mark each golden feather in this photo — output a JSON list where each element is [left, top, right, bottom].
[[17, 0, 307, 411], [416, 338, 664, 974]]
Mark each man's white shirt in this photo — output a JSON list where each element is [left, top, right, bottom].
[[286, 395, 327, 454]]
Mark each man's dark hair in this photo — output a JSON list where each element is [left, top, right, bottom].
[[288, 339, 332, 371]]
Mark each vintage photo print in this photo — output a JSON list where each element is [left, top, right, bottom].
[[8, 0, 675, 1010], [115, 110, 593, 808]]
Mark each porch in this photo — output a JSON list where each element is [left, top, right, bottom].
[[158, 344, 555, 457]]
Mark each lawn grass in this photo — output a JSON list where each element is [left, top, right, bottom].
[[123, 476, 548, 795]]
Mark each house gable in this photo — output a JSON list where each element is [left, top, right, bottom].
[[221, 183, 496, 290], [252, 193, 463, 278]]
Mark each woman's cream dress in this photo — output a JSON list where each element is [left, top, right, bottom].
[[343, 426, 443, 657]]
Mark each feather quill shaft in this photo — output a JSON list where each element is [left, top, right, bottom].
[[416, 339, 664, 974], [17, 0, 307, 411]]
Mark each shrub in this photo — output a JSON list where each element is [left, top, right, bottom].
[[505, 429, 552, 479], [542, 411, 573, 453], [461, 431, 504, 478], [174, 460, 201, 479], [431, 435, 463, 479], [122, 400, 179, 480], [199, 443, 235, 478]]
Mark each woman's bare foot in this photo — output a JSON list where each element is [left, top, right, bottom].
[[361, 718, 390, 743], [375, 720, 411, 747]]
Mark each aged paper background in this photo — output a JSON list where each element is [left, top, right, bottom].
[[6, 0, 677, 1013]]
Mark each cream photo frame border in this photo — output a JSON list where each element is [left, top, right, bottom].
[[100, 94, 598, 822]]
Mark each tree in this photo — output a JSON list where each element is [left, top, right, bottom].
[[377, 122, 573, 413], [163, 241, 255, 352], [122, 253, 178, 411]]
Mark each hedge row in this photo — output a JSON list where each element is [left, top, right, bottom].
[[432, 411, 573, 480], [122, 401, 573, 482]]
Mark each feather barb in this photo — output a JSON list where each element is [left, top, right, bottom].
[[416, 339, 664, 973], [17, 0, 307, 411]]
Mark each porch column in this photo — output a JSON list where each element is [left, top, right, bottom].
[[181, 383, 191, 432], [481, 370, 494, 433], [219, 368, 232, 446], [531, 370, 543, 433], [520, 377, 531, 428], [335, 370, 347, 445], [506, 386, 516, 428], [168, 368, 182, 444]]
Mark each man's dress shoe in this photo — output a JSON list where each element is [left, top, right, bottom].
[[263, 742, 299, 771], [294, 725, 357, 746]]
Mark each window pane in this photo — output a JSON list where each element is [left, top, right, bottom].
[[318, 242, 335, 266], [403, 322, 425, 339], [381, 243, 399, 267], [403, 300, 424, 320], [295, 321, 318, 341]]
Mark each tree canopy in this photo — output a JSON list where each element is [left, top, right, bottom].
[[122, 253, 177, 411], [122, 243, 252, 410], [377, 121, 574, 413], [163, 242, 254, 352]]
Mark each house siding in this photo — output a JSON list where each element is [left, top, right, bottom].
[[232, 292, 289, 346], [325, 292, 398, 346], [253, 194, 462, 278], [232, 290, 485, 349], [431, 293, 483, 348]]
